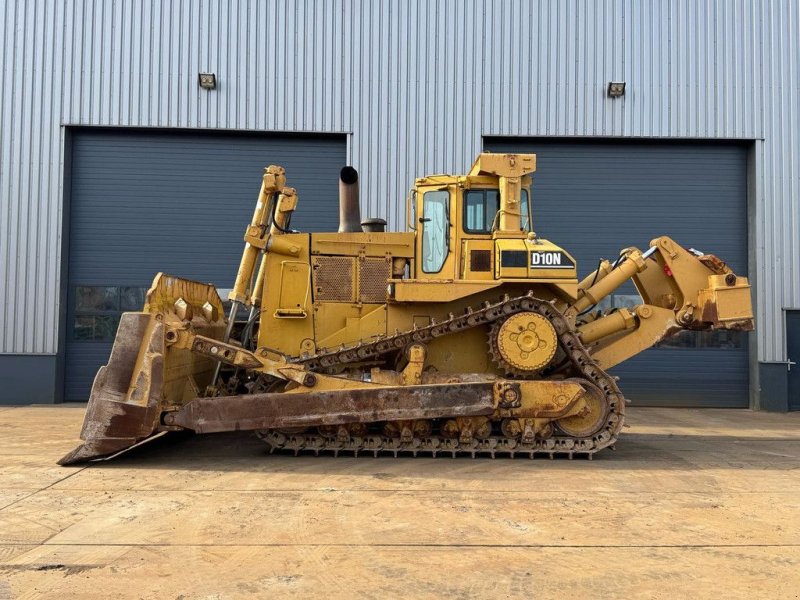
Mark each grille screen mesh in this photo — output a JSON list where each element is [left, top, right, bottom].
[[312, 256, 355, 302], [359, 258, 390, 303]]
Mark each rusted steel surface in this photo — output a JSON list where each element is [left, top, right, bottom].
[[166, 383, 498, 434], [57, 400, 160, 466], [58, 313, 164, 466], [700, 300, 755, 331], [698, 254, 729, 274]]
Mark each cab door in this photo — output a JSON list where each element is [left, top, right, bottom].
[[415, 186, 457, 280]]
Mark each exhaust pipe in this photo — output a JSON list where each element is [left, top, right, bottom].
[[338, 166, 361, 233]]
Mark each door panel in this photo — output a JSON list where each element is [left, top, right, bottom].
[[787, 311, 800, 411], [65, 129, 346, 400]]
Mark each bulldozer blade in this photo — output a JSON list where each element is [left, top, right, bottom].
[[58, 313, 166, 466], [165, 382, 500, 434], [59, 273, 227, 466]]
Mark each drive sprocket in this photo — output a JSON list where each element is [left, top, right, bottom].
[[489, 311, 558, 377]]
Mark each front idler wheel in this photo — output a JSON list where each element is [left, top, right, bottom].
[[555, 380, 610, 438]]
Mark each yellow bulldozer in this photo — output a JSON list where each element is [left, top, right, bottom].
[[59, 153, 754, 465]]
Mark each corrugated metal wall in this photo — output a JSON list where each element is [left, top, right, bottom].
[[0, 0, 798, 364]]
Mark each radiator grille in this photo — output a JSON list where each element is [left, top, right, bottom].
[[359, 258, 390, 303], [312, 256, 355, 302]]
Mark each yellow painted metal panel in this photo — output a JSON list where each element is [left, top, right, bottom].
[[311, 232, 415, 257]]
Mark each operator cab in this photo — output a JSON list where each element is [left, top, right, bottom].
[[409, 153, 576, 284]]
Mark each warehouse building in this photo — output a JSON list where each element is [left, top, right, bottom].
[[0, 1, 798, 410]]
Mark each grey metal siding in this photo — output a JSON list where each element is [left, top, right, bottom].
[[485, 137, 748, 407], [0, 0, 797, 374], [64, 129, 345, 400]]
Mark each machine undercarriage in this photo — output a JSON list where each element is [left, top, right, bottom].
[[256, 293, 624, 459]]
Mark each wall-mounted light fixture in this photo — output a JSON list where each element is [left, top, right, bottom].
[[198, 73, 217, 90], [607, 81, 626, 98]]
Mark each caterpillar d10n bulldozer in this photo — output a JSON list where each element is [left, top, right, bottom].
[[59, 153, 754, 465]]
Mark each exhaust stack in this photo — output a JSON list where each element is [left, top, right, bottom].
[[338, 166, 361, 233]]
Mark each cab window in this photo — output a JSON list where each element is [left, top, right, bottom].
[[520, 190, 531, 232], [464, 190, 500, 233], [421, 190, 450, 273], [463, 189, 531, 233]]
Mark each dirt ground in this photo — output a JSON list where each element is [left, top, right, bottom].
[[0, 405, 798, 599]]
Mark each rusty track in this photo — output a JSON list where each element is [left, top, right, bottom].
[[260, 293, 625, 458]]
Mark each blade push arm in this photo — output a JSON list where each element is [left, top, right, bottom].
[[565, 236, 754, 370]]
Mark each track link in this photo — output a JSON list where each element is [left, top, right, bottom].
[[257, 430, 604, 459], [262, 293, 625, 458]]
